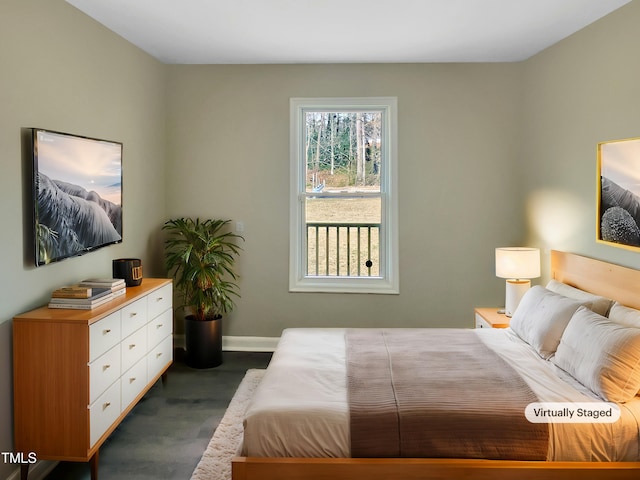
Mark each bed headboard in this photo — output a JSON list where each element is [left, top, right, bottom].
[[550, 250, 640, 310]]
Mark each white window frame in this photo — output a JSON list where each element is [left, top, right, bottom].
[[289, 97, 399, 294]]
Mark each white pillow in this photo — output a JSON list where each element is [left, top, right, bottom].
[[509, 285, 586, 359], [552, 306, 640, 403], [545, 279, 613, 317], [608, 302, 640, 328]]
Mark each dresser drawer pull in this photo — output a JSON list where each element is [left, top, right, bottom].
[[155, 297, 163, 302], [129, 312, 137, 317], [156, 352, 163, 358], [129, 344, 136, 350], [103, 364, 111, 371], [129, 377, 136, 383], [103, 402, 111, 410], [156, 324, 163, 329], [103, 329, 111, 335]]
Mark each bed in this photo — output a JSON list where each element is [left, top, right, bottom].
[[232, 251, 640, 479]]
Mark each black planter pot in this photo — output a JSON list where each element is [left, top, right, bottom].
[[184, 315, 223, 368]]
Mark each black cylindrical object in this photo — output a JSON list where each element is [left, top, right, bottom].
[[113, 258, 143, 287], [185, 315, 223, 368]]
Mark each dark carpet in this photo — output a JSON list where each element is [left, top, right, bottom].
[[44, 349, 272, 480]]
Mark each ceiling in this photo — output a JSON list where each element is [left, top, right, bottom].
[[65, 0, 631, 64]]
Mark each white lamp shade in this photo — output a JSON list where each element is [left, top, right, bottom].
[[495, 247, 541, 280]]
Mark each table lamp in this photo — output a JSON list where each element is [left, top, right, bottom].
[[495, 247, 541, 317]]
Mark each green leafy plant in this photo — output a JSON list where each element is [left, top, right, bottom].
[[163, 218, 243, 321]]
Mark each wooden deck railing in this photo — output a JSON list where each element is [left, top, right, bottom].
[[306, 222, 380, 277]]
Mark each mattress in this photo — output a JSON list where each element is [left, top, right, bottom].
[[242, 328, 640, 461]]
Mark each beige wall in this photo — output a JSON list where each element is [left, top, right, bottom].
[[0, 1, 167, 477], [521, 1, 640, 275], [166, 63, 524, 337]]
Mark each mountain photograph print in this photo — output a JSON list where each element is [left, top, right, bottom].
[[598, 137, 640, 250], [33, 129, 123, 266]]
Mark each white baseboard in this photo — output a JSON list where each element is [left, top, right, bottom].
[[173, 334, 279, 352], [7, 460, 57, 480], [222, 335, 279, 352]]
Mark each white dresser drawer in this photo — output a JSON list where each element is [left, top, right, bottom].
[[89, 380, 121, 447], [89, 312, 121, 361], [121, 357, 148, 409], [121, 327, 148, 373], [148, 309, 173, 348], [475, 313, 491, 329], [89, 344, 121, 404], [121, 297, 148, 338], [148, 283, 172, 319], [148, 335, 173, 381]]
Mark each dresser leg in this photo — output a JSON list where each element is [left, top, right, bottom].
[[161, 371, 168, 385], [20, 463, 29, 480], [90, 450, 99, 480]]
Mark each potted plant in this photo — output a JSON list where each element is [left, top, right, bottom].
[[163, 218, 243, 368]]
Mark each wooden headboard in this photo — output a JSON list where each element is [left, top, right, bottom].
[[550, 250, 640, 310]]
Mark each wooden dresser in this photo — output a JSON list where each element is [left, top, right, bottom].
[[13, 278, 173, 480]]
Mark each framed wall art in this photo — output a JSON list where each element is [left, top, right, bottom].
[[597, 136, 640, 250]]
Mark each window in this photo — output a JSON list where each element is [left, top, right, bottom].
[[289, 97, 398, 294]]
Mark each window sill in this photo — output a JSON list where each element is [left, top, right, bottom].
[[289, 276, 399, 294]]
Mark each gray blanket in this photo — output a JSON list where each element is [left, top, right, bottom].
[[346, 329, 549, 460]]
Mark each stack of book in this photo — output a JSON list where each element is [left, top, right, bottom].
[[78, 278, 127, 295], [48, 278, 126, 310]]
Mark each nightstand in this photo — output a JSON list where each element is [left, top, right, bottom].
[[474, 307, 511, 329]]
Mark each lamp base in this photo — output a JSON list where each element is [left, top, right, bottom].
[[504, 279, 531, 317]]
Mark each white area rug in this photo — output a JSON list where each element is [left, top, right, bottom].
[[190, 369, 265, 480]]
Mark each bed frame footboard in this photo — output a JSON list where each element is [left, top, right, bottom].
[[232, 457, 640, 480]]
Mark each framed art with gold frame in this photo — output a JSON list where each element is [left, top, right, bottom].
[[597, 136, 640, 250]]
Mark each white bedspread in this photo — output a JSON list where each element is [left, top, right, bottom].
[[242, 328, 640, 461]]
